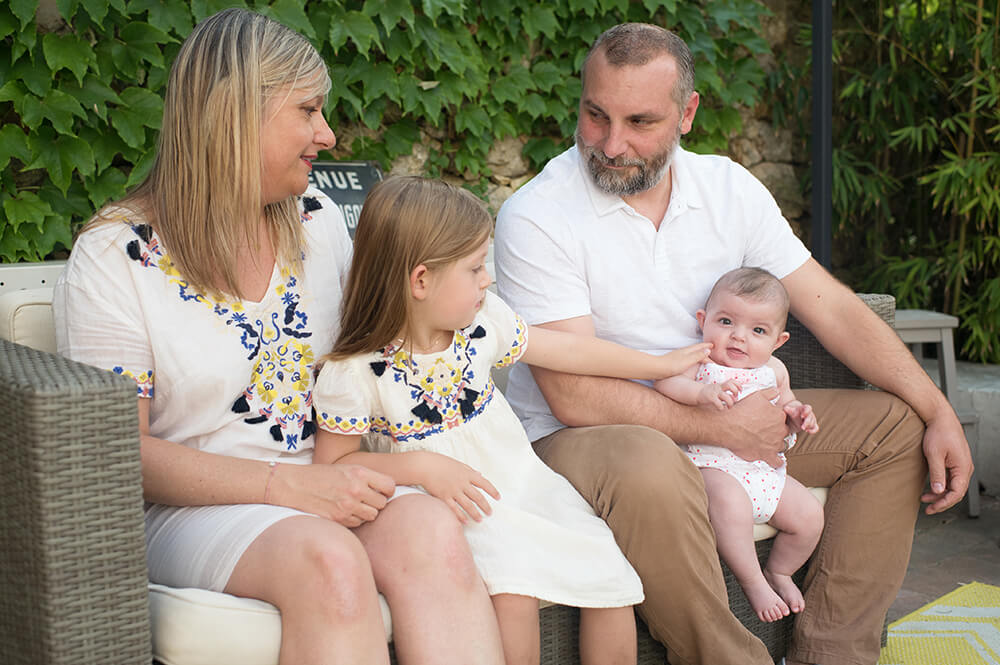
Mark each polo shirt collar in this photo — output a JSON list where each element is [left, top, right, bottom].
[[576, 145, 706, 218]]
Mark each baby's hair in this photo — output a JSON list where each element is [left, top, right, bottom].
[[706, 267, 790, 329], [328, 176, 493, 361]]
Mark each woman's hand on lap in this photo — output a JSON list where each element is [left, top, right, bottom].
[[276, 463, 395, 527]]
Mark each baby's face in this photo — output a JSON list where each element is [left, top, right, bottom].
[[696, 292, 788, 369]]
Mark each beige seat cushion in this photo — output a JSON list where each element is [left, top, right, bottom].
[[0, 287, 56, 353], [149, 584, 392, 665]]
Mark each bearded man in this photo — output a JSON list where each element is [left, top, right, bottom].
[[495, 22, 971, 665]]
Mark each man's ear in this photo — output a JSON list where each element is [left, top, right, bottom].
[[679, 91, 700, 135], [695, 309, 707, 332], [410, 264, 431, 300], [773, 330, 791, 351]]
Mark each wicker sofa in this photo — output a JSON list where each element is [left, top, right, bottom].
[[0, 263, 894, 665]]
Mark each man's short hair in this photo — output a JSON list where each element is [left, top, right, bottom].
[[582, 23, 695, 109]]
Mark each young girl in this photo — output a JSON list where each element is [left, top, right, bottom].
[[312, 176, 712, 665], [654, 267, 825, 623]]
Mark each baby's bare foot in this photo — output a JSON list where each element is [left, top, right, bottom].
[[741, 575, 791, 623], [764, 568, 805, 614]]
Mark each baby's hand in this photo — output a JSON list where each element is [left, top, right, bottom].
[[659, 342, 712, 377], [784, 400, 819, 434], [416, 452, 501, 524], [699, 379, 741, 410]]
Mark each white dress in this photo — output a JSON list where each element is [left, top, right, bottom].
[[682, 362, 794, 523], [54, 187, 351, 591], [313, 291, 644, 608]]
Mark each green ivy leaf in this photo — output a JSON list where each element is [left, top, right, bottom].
[[363, 62, 401, 104], [83, 127, 127, 171], [522, 6, 559, 40], [54, 0, 80, 22], [265, 0, 316, 40], [567, 0, 598, 18], [340, 10, 380, 57], [522, 92, 547, 119], [130, 0, 193, 35], [11, 55, 52, 97], [119, 21, 171, 68], [42, 32, 95, 86], [59, 135, 96, 179], [0, 125, 31, 171], [455, 105, 490, 136], [20, 95, 44, 130], [0, 223, 35, 262], [42, 89, 88, 134], [17, 213, 74, 259], [367, 0, 415, 32], [125, 148, 156, 188], [64, 75, 123, 123], [381, 25, 415, 64], [119, 86, 164, 129], [2, 191, 54, 234], [422, 0, 465, 24], [382, 118, 421, 157], [491, 64, 534, 104], [0, 80, 25, 105], [79, 0, 110, 23], [9, 0, 37, 28], [531, 61, 563, 93], [190, 0, 246, 22], [642, 0, 677, 14], [109, 108, 147, 149], [85, 166, 127, 209], [0, 7, 17, 41]]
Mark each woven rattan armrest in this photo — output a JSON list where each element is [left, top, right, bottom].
[[0, 338, 151, 665]]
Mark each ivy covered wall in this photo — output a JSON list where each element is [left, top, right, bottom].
[[0, 0, 773, 262]]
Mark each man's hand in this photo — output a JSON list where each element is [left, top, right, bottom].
[[921, 412, 974, 514], [721, 389, 788, 466], [414, 452, 501, 524]]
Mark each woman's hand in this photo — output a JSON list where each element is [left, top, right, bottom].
[[698, 380, 741, 410], [413, 452, 501, 524], [658, 342, 713, 377], [271, 462, 396, 528]]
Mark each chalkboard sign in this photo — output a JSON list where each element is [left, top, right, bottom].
[[306, 161, 383, 237]]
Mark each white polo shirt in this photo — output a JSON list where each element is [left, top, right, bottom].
[[494, 146, 811, 442]]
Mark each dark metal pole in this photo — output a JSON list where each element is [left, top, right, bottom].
[[812, 0, 833, 269]]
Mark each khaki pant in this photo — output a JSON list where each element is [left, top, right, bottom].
[[532, 389, 927, 665]]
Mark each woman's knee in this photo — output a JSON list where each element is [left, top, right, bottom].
[[283, 522, 377, 617], [373, 495, 480, 591]]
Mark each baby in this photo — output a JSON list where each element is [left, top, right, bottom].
[[655, 266, 825, 623]]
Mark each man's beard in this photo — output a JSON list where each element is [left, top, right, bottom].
[[575, 126, 679, 197]]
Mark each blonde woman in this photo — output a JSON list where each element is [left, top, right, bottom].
[[53, 9, 505, 665]]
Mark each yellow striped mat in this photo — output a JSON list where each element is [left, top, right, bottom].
[[878, 582, 1000, 665]]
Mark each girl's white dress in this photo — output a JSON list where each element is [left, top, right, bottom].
[[683, 362, 794, 523], [313, 291, 643, 608]]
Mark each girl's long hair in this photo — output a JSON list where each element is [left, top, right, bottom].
[[87, 8, 330, 299], [328, 177, 493, 361]]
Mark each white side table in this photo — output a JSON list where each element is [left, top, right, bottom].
[[894, 309, 980, 517]]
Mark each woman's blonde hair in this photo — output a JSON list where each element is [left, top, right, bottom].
[[90, 8, 331, 299], [329, 177, 493, 361]]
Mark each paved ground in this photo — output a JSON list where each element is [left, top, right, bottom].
[[888, 491, 1000, 623]]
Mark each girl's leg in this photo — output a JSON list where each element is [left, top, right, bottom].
[[225, 514, 390, 665], [355, 494, 505, 665], [579, 606, 637, 665], [492, 594, 541, 665], [700, 468, 789, 623], [762, 477, 825, 614]]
